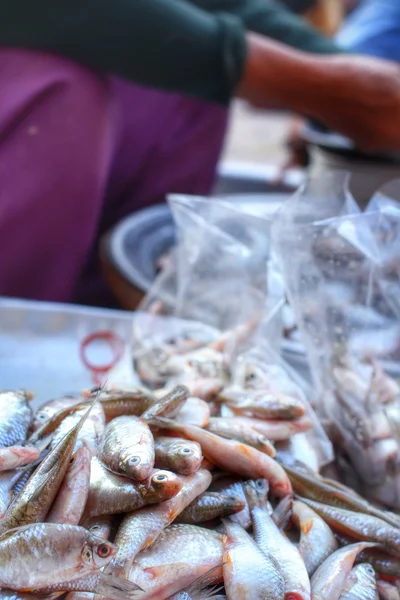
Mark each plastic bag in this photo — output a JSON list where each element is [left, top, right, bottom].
[[132, 311, 222, 390], [224, 341, 333, 470], [139, 194, 285, 355], [272, 172, 400, 506]]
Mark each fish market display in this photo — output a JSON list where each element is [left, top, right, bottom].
[[2, 318, 400, 600]]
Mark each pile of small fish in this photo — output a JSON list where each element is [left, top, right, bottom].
[[2, 331, 400, 600]]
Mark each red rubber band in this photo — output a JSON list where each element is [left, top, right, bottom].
[[80, 330, 125, 384]]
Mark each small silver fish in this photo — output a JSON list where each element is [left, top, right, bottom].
[[0, 391, 33, 448], [99, 416, 155, 481]]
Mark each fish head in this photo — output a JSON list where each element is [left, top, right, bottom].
[[147, 470, 183, 502], [119, 452, 149, 481], [81, 535, 117, 569], [172, 441, 203, 474], [243, 478, 269, 510]]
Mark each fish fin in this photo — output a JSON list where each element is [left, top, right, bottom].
[[183, 564, 224, 597], [28, 461, 60, 498], [75, 398, 97, 434], [0, 523, 35, 542], [272, 495, 293, 530], [104, 557, 132, 580], [148, 416, 183, 431], [93, 572, 144, 600]]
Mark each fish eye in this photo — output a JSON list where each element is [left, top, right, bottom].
[[91, 525, 100, 531], [96, 543, 112, 558], [81, 545, 93, 564], [154, 474, 167, 482], [129, 456, 141, 466], [182, 447, 192, 454]]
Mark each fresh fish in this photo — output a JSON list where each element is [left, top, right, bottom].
[[32, 395, 81, 432], [0, 446, 40, 471], [30, 572, 143, 599], [47, 444, 92, 525], [141, 386, 189, 422], [184, 379, 225, 402], [210, 477, 264, 530], [49, 401, 105, 457], [0, 522, 116, 590], [213, 417, 312, 442], [81, 388, 155, 421], [0, 405, 94, 532], [206, 418, 275, 457], [175, 492, 245, 524], [340, 563, 376, 600], [292, 499, 338, 576], [276, 434, 319, 473], [377, 581, 400, 600], [0, 391, 33, 448], [83, 515, 114, 541], [0, 470, 27, 520], [219, 386, 305, 420], [175, 397, 210, 428], [310, 542, 376, 600], [150, 418, 291, 498], [283, 464, 400, 529], [167, 565, 223, 599], [355, 547, 400, 578], [129, 524, 225, 600], [154, 437, 202, 476], [108, 470, 212, 576], [298, 497, 400, 557], [223, 518, 285, 600], [272, 495, 292, 530], [245, 479, 310, 600], [84, 457, 182, 519], [99, 416, 155, 481]]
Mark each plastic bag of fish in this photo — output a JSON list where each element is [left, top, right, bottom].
[[139, 194, 284, 345], [132, 312, 331, 466], [2, 371, 400, 600], [273, 172, 400, 508]]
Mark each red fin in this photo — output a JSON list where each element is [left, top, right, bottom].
[[301, 519, 313, 536], [285, 592, 305, 600]]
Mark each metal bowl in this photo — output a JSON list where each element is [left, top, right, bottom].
[[104, 193, 293, 296]]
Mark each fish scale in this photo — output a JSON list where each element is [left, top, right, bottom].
[[0, 522, 116, 591], [0, 391, 33, 448]]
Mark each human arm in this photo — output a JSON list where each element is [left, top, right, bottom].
[[1, 0, 400, 151]]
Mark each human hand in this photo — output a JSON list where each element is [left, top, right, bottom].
[[310, 54, 400, 153]]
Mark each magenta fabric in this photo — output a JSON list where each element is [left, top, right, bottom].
[[0, 49, 228, 306]]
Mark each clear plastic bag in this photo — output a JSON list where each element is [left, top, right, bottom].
[[225, 341, 333, 470], [272, 172, 400, 506], [139, 194, 285, 355]]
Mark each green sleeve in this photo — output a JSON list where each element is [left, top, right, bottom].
[[188, 0, 340, 54], [0, 0, 339, 107], [0, 0, 247, 104]]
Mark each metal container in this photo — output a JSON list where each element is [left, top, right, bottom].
[[304, 122, 400, 206]]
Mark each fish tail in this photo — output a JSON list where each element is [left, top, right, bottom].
[[104, 557, 132, 580], [75, 398, 98, 434], [179, 564, 224, 599], [94, 572, 144, 600], [273, 495, 293, 530]]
